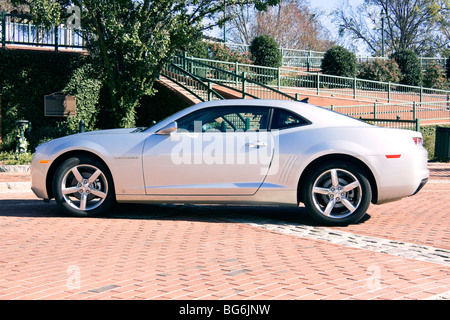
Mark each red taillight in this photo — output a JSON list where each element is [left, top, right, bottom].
[[412, 137, 423, 146]]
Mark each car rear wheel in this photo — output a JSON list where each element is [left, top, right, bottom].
[[53, 156, 115, 217], [302, 162, 371, 225]]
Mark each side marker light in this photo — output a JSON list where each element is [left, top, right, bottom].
[[385, 155, 401, 159]]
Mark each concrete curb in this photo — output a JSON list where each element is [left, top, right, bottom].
[[0, 165, 32, 192], [0, 164, 31, 173]]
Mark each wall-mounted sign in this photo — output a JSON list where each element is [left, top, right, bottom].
[[44, 92, 76, 117]]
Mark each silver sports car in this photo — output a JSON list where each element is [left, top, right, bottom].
[[31, 99, 429, 225]]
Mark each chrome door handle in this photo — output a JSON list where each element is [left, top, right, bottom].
[[246, 141, 267, 148]]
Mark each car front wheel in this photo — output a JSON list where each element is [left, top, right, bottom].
[[53, 156, 115, 217], [302, 162, 372, 225]]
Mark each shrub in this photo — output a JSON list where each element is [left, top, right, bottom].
[[390, 49, 422, 86], [182, 34, 209, 59], [0, 151, 33, 165], [249, 35, 282, 68], [209, 43, 253, 65], [423, 63, 448, 90], [321, 46, 357, 77], [358, 58, 401, 83], [63, 62, 102, 133], [420, 125, 450, 160], [0, 50, 86, 152]]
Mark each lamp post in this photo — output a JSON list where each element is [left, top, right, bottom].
[[223, 0, 227, 43], [381, 10, 386, 57]]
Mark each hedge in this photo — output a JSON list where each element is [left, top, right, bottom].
[[390, 49, 423, 86], [0, 49, 90, 151], [321, 46, 357, 77]]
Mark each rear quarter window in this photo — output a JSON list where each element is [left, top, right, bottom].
[[270, 108, 310, 130]]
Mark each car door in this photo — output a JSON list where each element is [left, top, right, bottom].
[[142, 106, 275, 195]]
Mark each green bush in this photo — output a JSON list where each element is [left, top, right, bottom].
[[63, 63, 102, 133], [321, 46, 357, 77], [358, 58, 401, 83], [209, 43, 253, 65], [0, 151, 33, 165], [249, 35, 282, 68], [419, 124, 450, 160], [390, 49, 422, 86], [0, 50, 87, 151], [423, 63, 448, 90]]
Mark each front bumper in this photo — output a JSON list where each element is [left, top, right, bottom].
[[30, 151, 52, 200]]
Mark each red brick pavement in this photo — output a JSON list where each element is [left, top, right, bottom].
[[0, 164, 449, 300]]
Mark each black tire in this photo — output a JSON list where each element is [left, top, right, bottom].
[[52, 155, 115, 217], [302, 161, 371, 225]]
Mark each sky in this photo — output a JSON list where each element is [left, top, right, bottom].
[[308, 0, 364, 43], [310, 0, 363, 14]]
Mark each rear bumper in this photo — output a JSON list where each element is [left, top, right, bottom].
[[367, 147, 429, 204]]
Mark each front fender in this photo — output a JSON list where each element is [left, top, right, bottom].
[[32, 132, 149, 199]]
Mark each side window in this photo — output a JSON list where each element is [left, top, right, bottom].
[[177, 107, 269, 132], [271, 108, 309, 130]]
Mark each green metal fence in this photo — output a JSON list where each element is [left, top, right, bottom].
[[185, 54, 450, 105], [172, 55, 300, 101], [328, 101, 450, 122], [210, 41, 448, 72], [358, 118, 421, 131]]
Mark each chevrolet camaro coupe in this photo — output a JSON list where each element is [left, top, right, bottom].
[[31, 99, 429, 225]]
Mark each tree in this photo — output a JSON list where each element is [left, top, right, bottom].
[[17, 0, 281, 128], [428, 0, 450, 56], [0, 0, 28, 12], [224, 3, 255, 45], [333, 0, 447, 56], [225, 0, 335, 51], [252, 0, 335, 51]]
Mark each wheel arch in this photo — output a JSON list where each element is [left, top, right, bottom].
[[46, 150, 112, 200], [297, 153, 378, 205]]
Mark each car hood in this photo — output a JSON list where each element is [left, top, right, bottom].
[[80, 128, 139, 135], [35, 128, 142, 153]]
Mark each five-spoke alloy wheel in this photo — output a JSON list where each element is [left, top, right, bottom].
[[53, 156, 115, 217], [303, 162, 372, 225]]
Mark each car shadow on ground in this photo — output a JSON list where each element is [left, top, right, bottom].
[[0, 198, 371, 227]]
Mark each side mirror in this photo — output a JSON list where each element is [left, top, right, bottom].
[[156, 121, 177, 135]]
